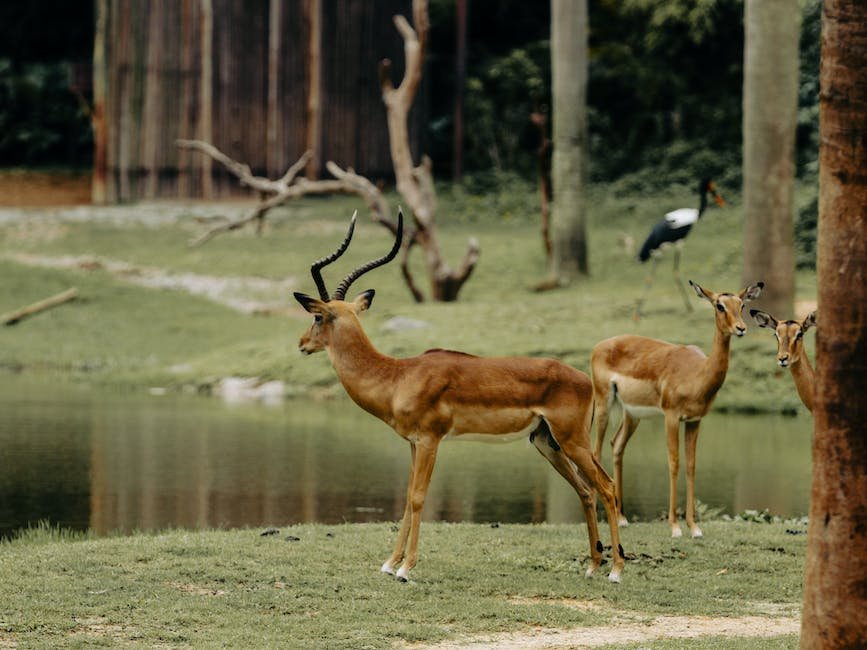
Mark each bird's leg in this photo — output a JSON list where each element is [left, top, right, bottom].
[[634, 256, 660, 321], [672, 247, 693, 313]]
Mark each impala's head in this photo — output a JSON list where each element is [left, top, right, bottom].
[[293, 211, 403, 355], [689, 280, 764, 337], [750, 309, 816, 367]]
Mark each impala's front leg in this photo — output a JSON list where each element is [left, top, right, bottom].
[[683, 420, 703, 538], [665, 414, 683, 538], [382, 442, 416, 576], [395, 439, 439, 581]]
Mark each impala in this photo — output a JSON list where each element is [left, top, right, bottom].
[[592, 280, 764, 538], [293, 212, 626, 582], [750, 309, 816, 412]]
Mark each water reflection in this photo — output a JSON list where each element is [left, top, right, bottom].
[[0, 377, 812, 538]]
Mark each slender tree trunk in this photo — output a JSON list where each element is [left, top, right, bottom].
[[141, 0, 163, 199], [742, 0, 799, 315], [266, 0, 283, 178], [91, 0, 109, 205], [550, 0, 589, 280], [199, 0, 214, 199], [452, 0, 467, 182], [800, 1, 867, 646], [304, 0, 322, 180]]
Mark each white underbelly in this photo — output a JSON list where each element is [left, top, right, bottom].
[[621, 403, 665, 419], [443, 417, 539, 444]]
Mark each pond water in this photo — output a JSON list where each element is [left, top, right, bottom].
[[0, 376, 812, 539]]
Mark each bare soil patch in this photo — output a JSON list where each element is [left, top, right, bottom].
[[3, 252, 297, 315], [415, 600, 800, 649], [0, 170, 91, 206]]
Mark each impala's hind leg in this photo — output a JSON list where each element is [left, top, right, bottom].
[[611, 411, 640, 526], [531, 422, 605, 577], [557, 438, 626, 583]]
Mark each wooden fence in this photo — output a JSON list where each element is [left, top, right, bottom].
[[93, 0, 422, 202]]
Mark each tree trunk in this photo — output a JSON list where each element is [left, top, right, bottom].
[[304, 0, 322, 180], [800, 1, 867, 646], [199, 0, 214, 199], [91, 0, 109, 205], [742, 0, 799, 316], [550, 0, 589, 280], [452, 0, 467, 182]]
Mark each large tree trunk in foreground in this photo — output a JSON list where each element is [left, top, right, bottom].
[[800, 1, 867, 646], [742, 0, 799, 316]]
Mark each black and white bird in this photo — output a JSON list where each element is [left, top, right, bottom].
[[634, 178, 726, 318]]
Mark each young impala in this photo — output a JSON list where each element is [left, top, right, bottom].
[[293, 211, 626, 582], [750, 309, 816, 412], [592, 280, 764, 538]]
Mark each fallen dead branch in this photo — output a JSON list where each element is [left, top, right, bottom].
[[1, 288, 79, 326]]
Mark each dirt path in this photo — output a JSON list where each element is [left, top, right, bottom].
[[418, 615, 799, 649], [0, 170, 91, 207], [412, 600, 800, 649], [3, 252, 296, 315]]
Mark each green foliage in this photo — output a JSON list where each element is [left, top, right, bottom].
[[795, 190, 818, 270], [0, 59, 92, 166], [428, 0, 821, 186], [797, 0, 822, 175], [461, 43, 549, 177]]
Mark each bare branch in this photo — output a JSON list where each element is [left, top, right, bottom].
[[176, 139, 273, 193], [325, 161, 392, 226], [278, 150, 314, 186]]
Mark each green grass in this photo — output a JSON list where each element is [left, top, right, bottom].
[[0, 521, 805, 648], [0, 183, 817, 413]]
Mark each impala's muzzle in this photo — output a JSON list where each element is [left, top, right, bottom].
[[298, 336, 319, 355], [778, 354, 790, 367]]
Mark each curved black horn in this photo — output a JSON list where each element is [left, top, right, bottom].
[[332, 210, 404, 300], [310, 212, 357, 300]]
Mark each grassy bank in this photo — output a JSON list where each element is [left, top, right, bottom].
[[0, 182, 817, 413], [0, 521, 805, 648]]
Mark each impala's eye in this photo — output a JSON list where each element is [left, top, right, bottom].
[[716, 303, 725, 313], [796, 331, 804, 339], [314, 315, 323, 324]]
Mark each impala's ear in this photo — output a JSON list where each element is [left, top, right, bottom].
[[741, 281, 764, 302], [353, 289, 375, 313], [750, 309, 777, 330], [293, 292, 328, 315], [689, 280, 714, 302], [802, 310, 817, 332]]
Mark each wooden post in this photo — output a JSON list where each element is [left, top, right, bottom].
[[91, 0, 108, 205], [267, 0, 283, 177], [304, 0, 322, 179], [199, 0, 214, 199], [452, 0, 467, 182]]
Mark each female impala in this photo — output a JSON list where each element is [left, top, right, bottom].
[[293, 212, 626, 583], [750, 309, 816, 411], [592, 280, 764, 538]]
